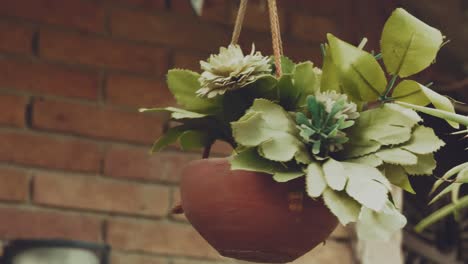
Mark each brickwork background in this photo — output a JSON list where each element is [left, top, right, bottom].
[[0, 0, 398, 263]]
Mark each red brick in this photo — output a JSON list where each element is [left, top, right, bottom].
[[111, 252, 167, 264], [0, 207, 101, 242], [110, 8, 229, 53], [0, 58, 99, 100], [112, 0, 165, 10], [104, 147, 202, 183], [32, 99, 164, 144], [0, 94, 27, 127], [199, 0, 230, 24], [0, 168, 29, 202], [173, 52, 205, 72], [291, 15, 339, 43], [210, 141, 233, 156], [106, 74, 174, 108], [0, 21, 33, 55], [170, 188, 187, 222], [0, 131, 102, 173], [107, 219, 219, 258], [33, 173, 170, 217], [40, 29, 169, 75], [286, 0, 342, 15], [0, 0, 105, 33]]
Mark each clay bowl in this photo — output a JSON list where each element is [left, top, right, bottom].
[[180, 158, 338, 263]]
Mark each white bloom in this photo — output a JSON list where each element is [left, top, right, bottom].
[[197, 44, 271, 98], [315, 90, 360, 120]]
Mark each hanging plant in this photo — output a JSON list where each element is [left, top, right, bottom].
[[141, 1, 467, 263]]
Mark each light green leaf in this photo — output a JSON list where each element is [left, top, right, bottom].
[[381, 8, 443, 77], [306, 162, 327, 198], [375, 148, 418, 165], [357, 201, 407, 241], [322, 188, 361, 225], [320, 44, 355, 100], [167, 69, 221, 113], [401, 126, 445, 154], [327, 34, 387, 101], [278, 74, 299, 110], [366, 125, 412, 146], [393, 81, 458, 128], [280, 56, 296, 74], [348, 154, 383, 167], [179, 130, 210, 151], [403, 153, 437, 176], [415, 195, 468, 232], [150, 126, 185, 153], [139, 107, 208, 119], [431, 162, 468, 194], [230, 148, 285, 174], [231, 99, 310, 163], [341, 140, 381, 158], [294, 62, 321, 106], [323, 158, 347, 191], [343, 162, 390, 211], [396, 101, 468, 127], [273, 171, 305, 183], [383, 164, 415, 194]]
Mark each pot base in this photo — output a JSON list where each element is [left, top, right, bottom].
[[219, 249, 297, 263]]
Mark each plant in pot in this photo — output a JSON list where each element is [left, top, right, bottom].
[[141, 1, 467, 263]]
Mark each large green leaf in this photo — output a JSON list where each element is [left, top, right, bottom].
[[167, 69, 221, 113], [150, 126, 186, 153], [230, 148, 286, 174], [231, 99, 311, 163], [306, 162, 327, 198], [179, 130, 211, 151], [393, 81, 458, 128], [343, 162, 390, 211], [273, 171, 305, 183], [375, 148, 418, 166], [294, 62, 321, 106], [403, 153, 437, 176], [383, 164, 415, 194], [277, 74, 299, 110], [401, 126, 445, 154], [357, 201, 407, 241], [280, 56, 296, 74], [139, 107, 207, 119], [323, 158, 347, 191], [322, 188, 361, 225], [381, 8, 443, 77], [327, 34, 387, 101]]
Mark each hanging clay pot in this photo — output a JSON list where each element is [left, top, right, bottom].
[[179, 158, 338, 263]]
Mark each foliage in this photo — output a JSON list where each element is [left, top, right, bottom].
[[142, 7, 467, 242]]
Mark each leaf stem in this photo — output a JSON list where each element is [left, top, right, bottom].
[[320, 44, 326, 57], [383, 75, 398, 98], [202, 143, 212, 159]]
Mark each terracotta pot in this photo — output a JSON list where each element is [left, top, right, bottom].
[[180, 158, 338, 263]]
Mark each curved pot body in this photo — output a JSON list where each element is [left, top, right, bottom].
[[180, 158, 338, 263]]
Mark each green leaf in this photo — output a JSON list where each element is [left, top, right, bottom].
[[280, 56, 296, 74], [273, 171, 305, 183], [327, 34, 387, 101], [348, 154, 383, 167], [231, 99, 311, 163], [396, 101, 468, 127], [139, 107, 208, 119], [383, 164, 415, 194], [323, 158, 347, 191], [401, 126, 445, 154], [403, 153, 437, 176], [431, 162, 468, 194], [381, 8, 443, 77], [343, 162, 390, 211], [415, 195, 468, 232], [393, 81, 458, 128], [230, 148, 285, 174], [323, 188, 361, 225], [375, 148, 418, 165], [167, 69, 221, 113], [179, 130, 210, 151], [294, 62, 321, 106], [150, 126, 185, 153], [357, 201, 407, 241], [320, 44, 346, 95], [429, 183, 460, 205], [306, 162, 327, 198], [247, 74, 278, 101], [277, 74, 299, 110]]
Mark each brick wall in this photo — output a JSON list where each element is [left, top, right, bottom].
[[0, 0, 396, 263]]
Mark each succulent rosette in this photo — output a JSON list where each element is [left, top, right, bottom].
[[143, 8, 467, 241]]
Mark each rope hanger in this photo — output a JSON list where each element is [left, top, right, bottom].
[[230, 0, 284, 77]]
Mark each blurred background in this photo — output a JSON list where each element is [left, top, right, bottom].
[[0, 0, 466, 263]]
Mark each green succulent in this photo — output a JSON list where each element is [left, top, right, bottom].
[[296, 92, 359, 158]]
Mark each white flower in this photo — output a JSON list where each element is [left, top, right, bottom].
[[315, 90, 360, 120], [197, 44, 271, 98]]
